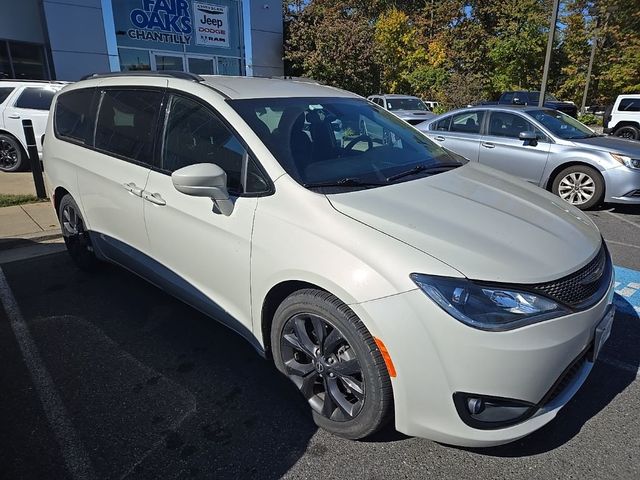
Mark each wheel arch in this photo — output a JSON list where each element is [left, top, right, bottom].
[[612, 121, 640, 130], [260, 280, 329, 357], [0, 129, 28, 154], [545, 161, 606, 197], [53, 186, 70, 214]]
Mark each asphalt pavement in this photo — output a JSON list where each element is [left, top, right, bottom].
[[1, 203, 639, 480]]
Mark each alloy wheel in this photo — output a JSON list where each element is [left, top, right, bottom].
[[280, 313, 365, 421], [558, 172, 595, 205], [0, 139, 19, 170]]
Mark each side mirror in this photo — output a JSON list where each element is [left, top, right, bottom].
[[172, 163, 234, 216], [512, 97, 522, 105], [519, 131, 538, 146]]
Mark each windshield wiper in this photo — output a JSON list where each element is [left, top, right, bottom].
[[386, 163, 461, 182], [303, 178, 387, 189]]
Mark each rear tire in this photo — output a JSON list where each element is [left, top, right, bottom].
[[58, 194, 99, 271], [613, 125, 640, 140], [0, 134, 26, 172], [552, 165, 604, 210], [271, 289, 393, 439]]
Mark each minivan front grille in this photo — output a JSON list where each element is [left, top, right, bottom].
[[529, 244, 610, 308]]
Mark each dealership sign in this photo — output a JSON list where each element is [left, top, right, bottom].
[[194, 3, 229, 48], [128, 0, 193, 44]]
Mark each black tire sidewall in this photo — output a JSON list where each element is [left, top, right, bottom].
[[271, 289, 392, 440], [552, 165, 604, 210], [614, 126, 640, 140], [0, 134, 25, 172], [58, 194, 99, 271]]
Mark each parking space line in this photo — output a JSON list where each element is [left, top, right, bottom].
[[606, 210, 640, 231], [614, 266, 640, 315], [0, 268, 95, 480], [607, 240, 640, 250]]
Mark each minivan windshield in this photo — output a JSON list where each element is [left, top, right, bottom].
[[385, 97, 429, 111], [527, 109, 596, 140], [229, 97, 464, 191]]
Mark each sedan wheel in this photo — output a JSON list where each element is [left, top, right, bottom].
[[552, 165, 604, 210]]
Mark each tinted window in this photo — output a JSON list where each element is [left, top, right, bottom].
[[95, 89, 163, 166], [488, 112, 537, 138], [162, 95, 268, 194], [450, 111, 484, 134], [619, 98, 640, 112], [55, 89, 97, 144], [501, 92, 514, 103], [0, 87, 14, 104], [434, 116, 451, 131], [15, 87, 56, 110]]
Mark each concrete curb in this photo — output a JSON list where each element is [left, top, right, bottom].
[[0, 230, 63, 251]]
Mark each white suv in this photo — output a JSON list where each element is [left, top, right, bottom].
[[44, 73, 615, 447], [0, 80, 66, 172], [604, 94, 640, 140]]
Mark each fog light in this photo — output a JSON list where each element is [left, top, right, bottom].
[[454, 392, 537, 430], [467, 397, 484, 414]]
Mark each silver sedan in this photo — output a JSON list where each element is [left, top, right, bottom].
[[417, 105, 640, 209]]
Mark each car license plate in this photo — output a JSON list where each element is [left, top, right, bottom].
[[592, 306, 615, 361]]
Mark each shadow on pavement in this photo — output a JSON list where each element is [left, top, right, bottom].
[[465, 295, 639, 457], [1, 252, 317, 480]]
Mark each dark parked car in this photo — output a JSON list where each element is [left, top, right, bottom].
[[481, 91, 578, 118]]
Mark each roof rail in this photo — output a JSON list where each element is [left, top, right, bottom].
[[80, 71, 204, 82], [270, 76, 323, 85]]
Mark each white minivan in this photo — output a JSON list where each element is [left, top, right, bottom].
[[44, 73, 615, 447]]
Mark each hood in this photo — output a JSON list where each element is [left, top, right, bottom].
[[570, 135, 640, 157], [328, 163, 602, 284]]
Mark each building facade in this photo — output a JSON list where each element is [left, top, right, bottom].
[[0, 0, 283, 81]]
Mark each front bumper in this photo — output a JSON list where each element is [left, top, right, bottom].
[[353, 274, 615, 447], [603, 166, 640, 204]]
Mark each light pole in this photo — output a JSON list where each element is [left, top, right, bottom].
[[581, 32, 598, 114], [539, 0, 560, 107]]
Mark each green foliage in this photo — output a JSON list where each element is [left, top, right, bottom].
[[578, 113, 602, 126], [283, 0, 640, 106], [0, 194, 41, 208]]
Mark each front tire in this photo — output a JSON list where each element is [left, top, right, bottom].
[[58, 194, 99, 271], [552, 165, 604, 210], [613, 125, 640, 140], [271, 289, 393, 439], [0, 134, 26, 172]]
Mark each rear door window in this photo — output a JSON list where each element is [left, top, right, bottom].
[[54, 88, 98, 145], [450, 111, 484, 134], [94, 89, 164, 167], [0, 87, 14, 105], [15, 87, 56, 110]]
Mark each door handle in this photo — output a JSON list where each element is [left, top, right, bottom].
[[435, 135, 445, 141], [481, 142, 495, 149], [142, 191, 166, 206], [123, 182, 144, 197], [7, 114, 20, 119]]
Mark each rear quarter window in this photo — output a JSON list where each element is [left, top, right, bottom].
[[0, 87, 14, 105], [618, 98, 640, 112], [54, 88, 98, 145], [15, 87, 56, 110]]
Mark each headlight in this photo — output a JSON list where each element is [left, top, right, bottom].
[[410, 274, 569, 331], [611, 152, 640, 169]]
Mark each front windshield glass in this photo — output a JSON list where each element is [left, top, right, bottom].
[[385, 97, 428, 111], [229, 97, 465, 191], [529, 92, 558, 103], [527, 109, 595, 139]]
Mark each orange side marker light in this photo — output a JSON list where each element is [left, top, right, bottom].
[[374, 337, 397, 378]]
